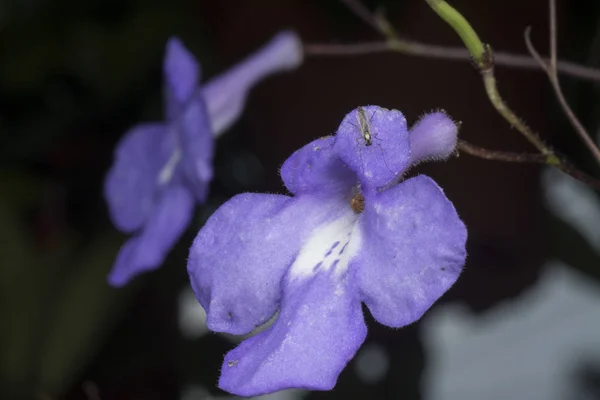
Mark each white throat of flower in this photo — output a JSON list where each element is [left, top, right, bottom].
[[157, 145, 182, 185], [289, 211, 362, 279]]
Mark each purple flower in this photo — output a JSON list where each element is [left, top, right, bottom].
[[104, 31, 303, 287], [187, 106, 468, 396]]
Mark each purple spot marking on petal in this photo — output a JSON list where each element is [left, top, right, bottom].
[[331, 259, 340, 271], [338, 241, 349, 256], [312, 261, 323, 273], [324, 241, 341, 257]]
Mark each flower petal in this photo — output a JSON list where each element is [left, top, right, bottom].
[[108, 186, 194, 287], [280, 135, 355, 196], [333, 106, 410, 190], [407, 111, 458, 166], [202, 30, 303, 135], [187, 192, 348, 335], [104, 123, 173, 232], [174, 95, 214, 201], [163, 37, 201, 119], [355, 175, 467, 328], [218, 271, 367, 397]]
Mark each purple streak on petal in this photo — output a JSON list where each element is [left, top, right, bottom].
[[175, 95, 214, 201], [280, 135, 355, 196], [164, 36, 201, 120], [202, 30, 303, 136], [355, 175, 467, 328], [108, 186, 194, 287], [334, 106, 410, 190], [408, 111, 458, 166], [104, 123, 173, 233], [187, 192, 347, 335], [218, 271, 367, 397]]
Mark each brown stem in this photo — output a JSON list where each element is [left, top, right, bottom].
[[303, 41, 600, 83], [457, 140, 547, 163], [525, 27, 600, 165], [549, 0, 557, 75], [458, 140, 600, 189], [558, 160, 600, 189], [339, 0, 386, 35]]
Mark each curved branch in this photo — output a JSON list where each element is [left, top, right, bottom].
[[524, 22, 600, 165], [457, 140, 547, 163], [303, 41, 600, 83], [458, 140, 600, 189]]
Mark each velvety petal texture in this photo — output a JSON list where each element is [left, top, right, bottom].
[[187, 105, 466, 397], [355, 175, 467, 327], [333, 106, 410, 190], [203, 30, 303, 135], [407, 111, 458, 166], [219, 272, 367, 396], [106, 31, 303, 287], [188, 193, 349, 335], [280, 136, 355, 196]]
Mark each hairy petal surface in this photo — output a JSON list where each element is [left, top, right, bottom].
[[164, 36, 201, 119], [334, 106, 410, 190], [202, 30, 303, 135], [104, 123, 173, 232], [188, 192, 349, 335], [355, 175, 467, 328], [108, 186, 194, 287], [407, 111, 458, 166], [280, 136, 355, 196], [219, 271, 366, 397]]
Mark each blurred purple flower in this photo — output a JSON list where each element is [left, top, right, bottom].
[[104, 31, 303, 287], [187, 106, 468, 396]]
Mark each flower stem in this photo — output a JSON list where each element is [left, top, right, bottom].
[[458, 140, 600, 189], [334, 0, 600, 188], [423, 0, 486, 68], [421, 0, 598, 176]]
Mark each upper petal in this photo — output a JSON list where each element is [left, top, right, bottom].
[[173, 95, 214, 201], [280, 135, 355, 196], [107, 186, 194, 287], [163, 37, 201, 119], [218, 271, 367, 397], [407, 111, 458, 166], [187, 192, 348, 335], [355, 175, 467, 328], [333, 106, 411, 191], [202, 30, 303, 136], [104, 123, 173, 232]]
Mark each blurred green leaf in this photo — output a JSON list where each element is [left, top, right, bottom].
[[37, 231, 138, 396], [0, 196, 40, 395], [0, 171, 70, 397]]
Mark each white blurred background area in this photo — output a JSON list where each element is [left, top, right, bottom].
[[420, 167, 600, 400]]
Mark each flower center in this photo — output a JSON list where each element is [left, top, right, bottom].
[[289, 211, 361, 279], [350, 193, 365, 214]]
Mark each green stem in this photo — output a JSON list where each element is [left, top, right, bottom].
[[424, 0, 561, 166], [424, 0, 486, 67]]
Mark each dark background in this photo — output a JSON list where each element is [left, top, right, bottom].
[[2, 0, 600, 399]]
